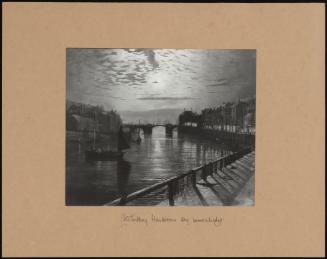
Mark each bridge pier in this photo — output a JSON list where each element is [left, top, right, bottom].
[[165, 124, 174, 136], [142, 126, 153, 135]]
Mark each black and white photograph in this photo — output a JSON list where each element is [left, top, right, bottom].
[[4, 2, 325, 257], [66, 48, 256, 206]]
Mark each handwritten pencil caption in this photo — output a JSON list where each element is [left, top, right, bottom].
[[121, 214, 223, 227]]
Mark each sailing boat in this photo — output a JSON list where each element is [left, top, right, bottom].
[[85, 126, 130, 161], [136, 120, 141, 144]]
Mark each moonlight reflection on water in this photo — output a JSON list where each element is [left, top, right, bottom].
[[66, 127, 224, 205]]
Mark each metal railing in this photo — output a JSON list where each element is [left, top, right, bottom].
[[107, 147, 252, 206]]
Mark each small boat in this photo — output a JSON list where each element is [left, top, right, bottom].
[[136, 136, 141, 144], [85, 126, 130, 161]]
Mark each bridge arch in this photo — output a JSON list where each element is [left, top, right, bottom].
[[123, 123, 178, 136]]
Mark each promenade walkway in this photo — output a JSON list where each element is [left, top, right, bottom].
[[110, 151, 255, 206], [156, 151, 255, 206]]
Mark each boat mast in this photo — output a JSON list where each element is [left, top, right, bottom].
[[93, 127, 96, 150], [93, 111, 97, 150], [118, 128, 121, 152]]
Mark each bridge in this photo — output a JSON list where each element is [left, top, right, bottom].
[[123, 123, 178, 135]]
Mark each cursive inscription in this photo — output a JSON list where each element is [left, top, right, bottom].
[[120, 214, 223, 227]]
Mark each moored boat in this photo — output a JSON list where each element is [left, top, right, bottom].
[[85, 126, 130, 161]]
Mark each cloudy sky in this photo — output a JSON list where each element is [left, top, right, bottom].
[[67, 49, 256, 113]]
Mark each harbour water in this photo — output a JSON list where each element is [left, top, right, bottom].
[[66, 127, 226, 205]]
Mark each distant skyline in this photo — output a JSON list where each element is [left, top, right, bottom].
[[67, 49, 256, 113]]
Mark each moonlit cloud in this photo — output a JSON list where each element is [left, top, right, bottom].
[[67, 49, 256, 112], [137, 96, 197, 101]]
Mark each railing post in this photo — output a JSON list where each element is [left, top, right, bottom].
[[183, 177, 187, 192], [168, 181, 175, 206], [191, 170, 196, 187], [177, 178, 181, 194], [209, 162, 213, 175], [201, 165, 208, 180], [228, 153, 232, 164]]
